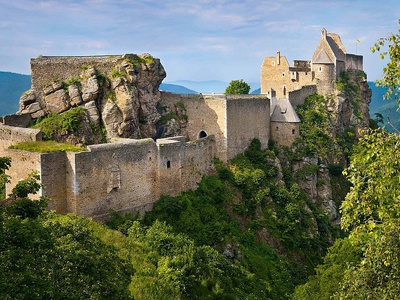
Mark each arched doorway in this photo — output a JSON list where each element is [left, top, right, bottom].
[[198, 130, 208, 139]]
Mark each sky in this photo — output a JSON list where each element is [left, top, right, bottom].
[[0, 0, 399, 84]]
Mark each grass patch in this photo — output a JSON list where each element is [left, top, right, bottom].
[[9, 141, 87, 153], [32, 107, 86, 140]]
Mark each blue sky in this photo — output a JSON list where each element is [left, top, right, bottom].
[[0, 0, 399, 83]]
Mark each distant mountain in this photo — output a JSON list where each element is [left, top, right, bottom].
[[368, 81, 400, 132], [250, 88, 261, 94], [160, 83, 198, 94], [0, 71, 31, 116], [165, 80, 228, 94]]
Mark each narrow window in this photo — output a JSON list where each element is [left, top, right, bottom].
[[276, 127, 279, 131], [282, 72, 285, 77], [272, 61, 275, 66], [167, 161, 171, 168], [318, 66, 323, 72], [283, 85, 286, 96], [292, 129, 295, 135]]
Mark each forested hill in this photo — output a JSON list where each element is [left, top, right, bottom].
[[368, 81, 400, 132], [0, 71, 30, 116]]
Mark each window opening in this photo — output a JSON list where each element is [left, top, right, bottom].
[[199, 130, 207, 139], [167, 161, 171, 168]]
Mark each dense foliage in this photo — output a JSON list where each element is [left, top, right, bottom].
[[108, 138, 337, 299], [225, 79, 251, 94], [294, 129, 400, 299]]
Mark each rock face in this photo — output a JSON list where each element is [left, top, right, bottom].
[[17, 54, 166, 144]]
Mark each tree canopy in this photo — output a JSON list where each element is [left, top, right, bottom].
[[225, 79, 251, 94]]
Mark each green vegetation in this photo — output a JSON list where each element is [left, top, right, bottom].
[[336, 70, 365, 119], [295, 24, 400, 299], [106, 139, 335, 299], [110, 67, 127, 79], [295, 93, 334, 158], [294, 129, 400, 299], [9, 141, 87, 153], [295, 92, 356, 163], [225, 79, 251, 94], [125, 54, 155, 66], [32, 107, 87, 140]]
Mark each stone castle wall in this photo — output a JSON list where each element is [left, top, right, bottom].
[[271, 122, 299, 147], [225, 95, 270, 160], [260, 54, 314, 98], [2, 132, 216, 219], [346, 54, 363, 71], [288, 85, 318, 107], [0, 125, 42, 153], [72, 139, 159, 219], [160, 92, 270, 162], [4, 149, 42, 200], [30, 55, 159, 100], [313, 63, 335, 96]]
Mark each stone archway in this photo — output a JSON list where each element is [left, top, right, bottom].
[[198, 130, 208, 139]]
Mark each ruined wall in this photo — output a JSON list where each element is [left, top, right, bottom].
[[288, 85, 318, 107], [346, 54, 363, 71], [30, 55, 161, 100], [157, 137, 184, 197], [40, 152, 68, 212], [5, 149, 42, 200], [0, 124, 42, 154], [180, 135, 216, 191], [71, 139, 158, 219], [226, 95, 270, 160], [271, 122, 299, 147]]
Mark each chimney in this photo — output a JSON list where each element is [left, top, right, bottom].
[[321, 28, 327, 40], [277, 51, 280, 65]]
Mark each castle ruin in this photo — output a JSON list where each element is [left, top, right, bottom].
[[0, 28, 364, 219]]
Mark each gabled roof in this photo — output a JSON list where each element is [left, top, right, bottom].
[[326, 35, 345, 61], [313, 49, 334, 64], [270, 98, 301, 123]]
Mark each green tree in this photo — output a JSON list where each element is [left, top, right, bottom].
[[294, 129, 400, 299], [0, 160, 134, 299], [337, 129, 400, 299], [225, 79, 251, 94]]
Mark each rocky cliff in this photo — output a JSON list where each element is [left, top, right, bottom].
[[285, 70, 372, 224], [17, 54, 166, 144]]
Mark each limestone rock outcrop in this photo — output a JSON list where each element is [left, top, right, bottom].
[[16, 54, 166, 145]]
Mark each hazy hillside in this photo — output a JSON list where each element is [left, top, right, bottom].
[[0, 71, 30, 116], [159, 83, 198, 94], [368, 81, 400, 132]]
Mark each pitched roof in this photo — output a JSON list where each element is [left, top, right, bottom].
[[326, 34, 346, 61], [313, 49, 334, 64], [270, 98, 301, 123]]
